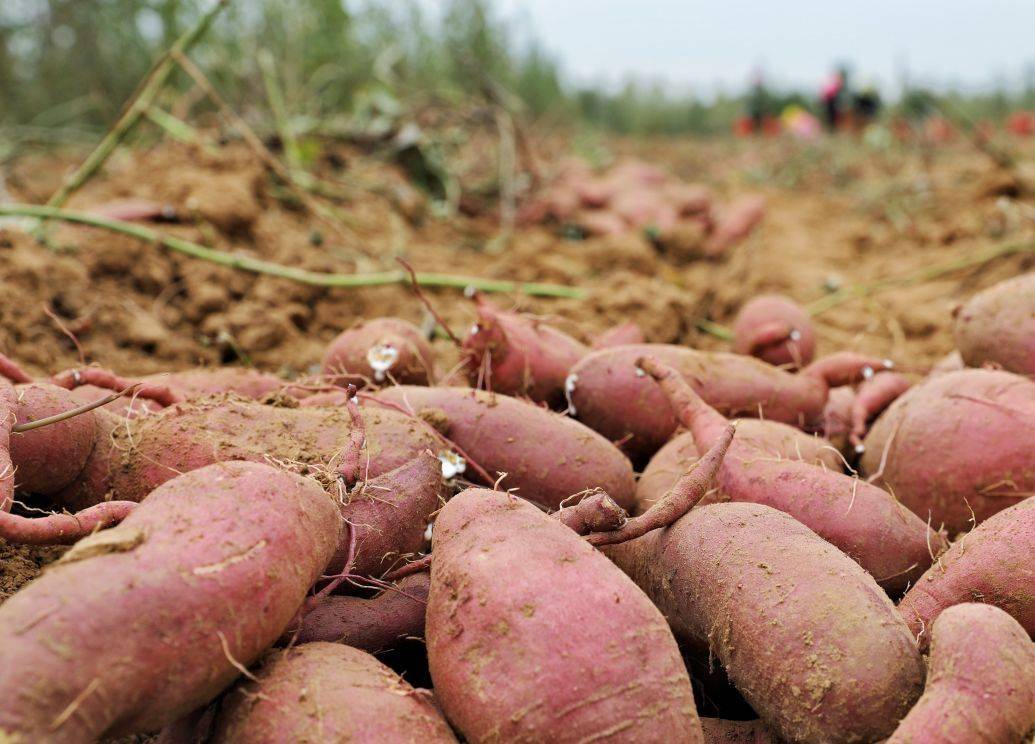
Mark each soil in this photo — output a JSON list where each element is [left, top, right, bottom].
[[1, 131, 1033, 610]]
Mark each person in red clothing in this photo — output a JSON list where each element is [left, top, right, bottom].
[[820, 67, 847, 131]]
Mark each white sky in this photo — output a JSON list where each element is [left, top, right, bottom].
[[490, 0, 1035, 96]]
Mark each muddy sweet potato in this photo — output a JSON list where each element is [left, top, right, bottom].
[[861, 368, 1034, 534], [462, 296, 588, 407], [106, 395, 441, 504], [605, 501, 925, 744], [322, 317, 435, 387], [635, 418, 841, 514], [887, 603, 1035, 743], [700, 718, 783, 744], [427, 488, 704, 743], [640, 358, 944, 592], [0, 461, 340, 742], [953, 272, 1035, 375], [897, 497, 1033, 648], [210, 642, 456, 743], [373, 386, 637, 511], [732, 294, 815, 368], [702, 195, 766, 257], [567, 344, 891, 463]]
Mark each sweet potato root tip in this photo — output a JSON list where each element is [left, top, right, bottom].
[[0, 500, 137, 545], [551, 489, 627, 535]]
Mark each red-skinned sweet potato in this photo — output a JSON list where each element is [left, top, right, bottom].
[[732, 294, 815, 368], [635, 418, 841, 514], [462, 296, 588, 407], [427, 488, 704, 743], [887, 603, 1035, 744], [0, 461, 340, 742], [322, 317, 435, 387], [605, 501, 925, 744], [327, 451, 445, 576], [291, 572, 430, 649], [568, 344, 891, 464], [861, 369, 1034, 534], [639, 358, 944, 592], [591, 321, 646, 349], [210, 642, 456, 743], [702, 195, 765, 257], [953, 271, 1035, 375], [373, 386, 637, 511], [897, 497, 1033, 648]]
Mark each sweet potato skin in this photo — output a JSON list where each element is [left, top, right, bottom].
[[606, 502, 924, 744], [953, 272, 1035, 375], [328, 452, 445, 576], [861, 369, 1035, 534], [732, 294, 815, 367], [292, 572, 430, 649], [700, 718, 783, 744], [897, 497, 1033, 648], [427, 488, 703, 743], [374, 386, 637, 511], [462, 298, 588, 407], [635, 420, 840, 514], [887, 603, 1035, 744], [9, 383, 97, 495], [567, 345, 831, 463], [109, 396, 440, 503], [211, 642, 456, 743], [0, 461, 340, 742], [322, 317, 434, 387]]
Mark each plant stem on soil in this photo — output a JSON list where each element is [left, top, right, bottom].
[[0, 204, 585, 299]]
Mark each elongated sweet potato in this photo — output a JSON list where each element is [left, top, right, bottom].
[[0, 461, 340, 742], [635, 419, 841, 514], [322, 317, 434, 387], [640, 358, 942, 591], [567, 344, 890, 463], [702, 195, 765, 257], [373, 386, 637, 511], [732, 294, 815, 368], [462, 296, 588, 407], [328, 451, 445, 576], [897, 497, 1033, 648], [292, 573, 430, 649], [210, 642, 456, 743], [953, 271, 1035, 375], [861, 369, 1034, 534], [605, 502, 924, 744], [108, 395, 441, 504], [887, 603, 1035, 744], [427, 488, 704, 743], [591, 321, 646, 349]]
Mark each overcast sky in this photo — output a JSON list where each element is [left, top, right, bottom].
[[489, 0, 1035, 96]]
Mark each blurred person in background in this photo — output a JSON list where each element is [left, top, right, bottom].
[[820, 66, 848, 131]]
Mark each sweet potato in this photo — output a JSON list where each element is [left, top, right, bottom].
[[373, 386, 637, 511], [732, 294, 815, 367], [0, 461, 340, 742], [328, 451, 445, 577], [897, 497, 1033, 648], [322, 317, 434, 387], [702, 195, 765, 257], [953, 271, 1035, 375], [700, 718, 783, 744], [861, 369, 1034, 534], [640, 358, 943, 592], [462, 296, 588, 407], [210, 642, 456, 743], [568, 344, 891, 464], [887, 603, 1035, 744], [605, 501, 925, 744], [144, 367, 292, 400], [107, 395, 441, 504], [635, 419, 840, 514], [291, 572, 430, 649], [591, 321, 646, 349], [820, 385, 855, 453], [427, 488, 704, 743], [846, 371, 911, 451]]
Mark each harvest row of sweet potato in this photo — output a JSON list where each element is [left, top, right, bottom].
[[0, 271, 1032, 743]]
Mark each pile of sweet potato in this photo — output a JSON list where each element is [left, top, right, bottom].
[[0, 272, 1032, 744]]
